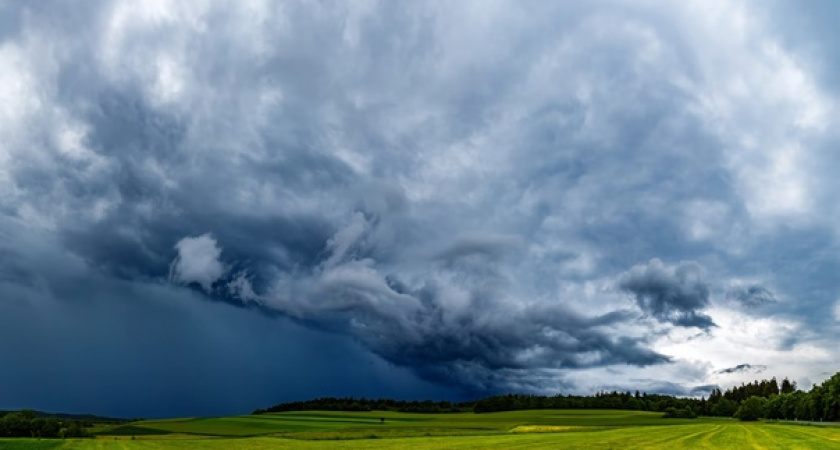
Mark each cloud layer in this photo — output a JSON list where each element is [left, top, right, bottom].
[[3, 0, 840, 415], [618, 259, 714, 330]]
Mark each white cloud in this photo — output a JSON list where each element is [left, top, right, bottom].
[[680, 0, 833, 226], [227, 271, 259, 302], [170, 233, 226, 292], [653, 304, 827, 388]]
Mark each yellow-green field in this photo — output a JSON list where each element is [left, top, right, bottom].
[[2, 410, 839, 448]]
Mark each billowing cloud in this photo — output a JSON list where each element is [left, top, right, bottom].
[[618, 259, 715, 330], [170, 234, 226, 292], [247, 217, 670, 393]]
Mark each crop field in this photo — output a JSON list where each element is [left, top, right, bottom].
[[2, 410, 840, 448]]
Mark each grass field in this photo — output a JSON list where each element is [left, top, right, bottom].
[[2, 410, 839, 448]]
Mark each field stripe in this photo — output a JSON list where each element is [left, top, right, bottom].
[[766, 423, 840, 447]]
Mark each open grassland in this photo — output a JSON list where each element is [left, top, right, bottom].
[[2, 410, 840, 448]]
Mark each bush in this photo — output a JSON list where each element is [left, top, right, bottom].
[[662, 407, 697, 419], [735, 396, 766, 421], [711, 398, 737, 417]]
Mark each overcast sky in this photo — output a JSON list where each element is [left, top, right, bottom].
[[3, 0, 840, 418]]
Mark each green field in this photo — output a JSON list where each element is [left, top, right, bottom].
[[2, 410, 840, 448]]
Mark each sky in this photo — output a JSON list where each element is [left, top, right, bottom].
[[2, 0, 840, 418]]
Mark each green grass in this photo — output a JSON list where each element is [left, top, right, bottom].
[[3, 410, 840, 448], [0, 440, 65, 449]]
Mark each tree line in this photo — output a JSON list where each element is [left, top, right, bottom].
[[253, 390, 726, 416], [464, 374, 832, 421], [255, 370, 840, 423], [254, 397, 470, 414], [0, 410, 90, 438]]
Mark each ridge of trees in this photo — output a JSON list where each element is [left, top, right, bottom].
[[254, 397, 471, 414], [0, 410, 91, 438], [255, 372, 840, 422]]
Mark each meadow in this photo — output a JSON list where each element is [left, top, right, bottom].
[[2, 410, 839, 449]]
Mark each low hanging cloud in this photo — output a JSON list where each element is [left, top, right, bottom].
[[717, 363, 767, 375], [618, 259, 715, 330], [180, 215, 671, 394], [170, 234, 226, 292], [726, 285, 777, 307]]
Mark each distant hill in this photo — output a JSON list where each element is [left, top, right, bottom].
[[0, 410, 128, 422]]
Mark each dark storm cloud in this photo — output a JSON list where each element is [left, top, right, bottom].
[[0, 222, 457, 418], [224, 216, 671, 393], [689, 384, 719, 397], [726, 285, 777, 307], [717, 364, 767, 375], [618, 259, 715, 330]]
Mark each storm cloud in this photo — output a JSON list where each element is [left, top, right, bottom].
[[190, 219, 670, 393], [717, 364, 768, 375], [3, 0, 840, 416], [618, 259, 715, 330], [726, 285, 777, 307]]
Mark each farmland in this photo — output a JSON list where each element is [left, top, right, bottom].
[[2, 410, 840, 448]]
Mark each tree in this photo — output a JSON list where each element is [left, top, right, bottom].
[[810, 385, 826, 421], [781, 378, 796, 394], [663, 406, 697, 419], [764, 395, 783, 420], [780, 392, 799, 420], [59, 421, 89, 438], [0, 410, 36, 437], [735, 396, 765, 421], [796, 393, 814, 421], [712, 398, 737, 417], [767, 378, 780, 397], [821, 372, 840, 421]]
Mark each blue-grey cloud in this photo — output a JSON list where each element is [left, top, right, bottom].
[[717, 364, 767, 375], [618, 259, 715, 330], [2, 0, 840, 415], [0, 221, 456, 418], [726, 285, 777, 307]]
